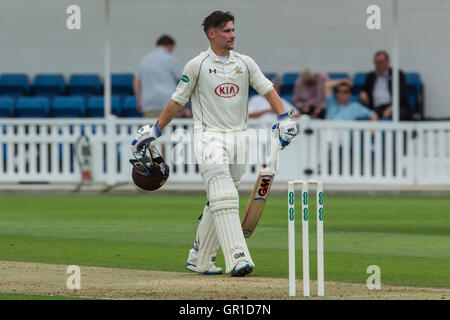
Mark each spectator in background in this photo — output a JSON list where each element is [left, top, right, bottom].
[[359, 50, 411, 120], [134, 35, 185, 118], [324, 78, 378, 121], [292, 68, 328, 119], [248, 76, 299, 120]]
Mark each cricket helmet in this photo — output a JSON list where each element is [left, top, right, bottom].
[[129, 145, 169, 191]]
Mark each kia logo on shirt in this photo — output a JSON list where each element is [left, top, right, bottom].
[[214, 83, 239, 98]]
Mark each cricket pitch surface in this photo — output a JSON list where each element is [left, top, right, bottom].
[[1, 261, 448, 300]]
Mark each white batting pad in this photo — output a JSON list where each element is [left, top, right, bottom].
[[193, 204, 220, 272], [200, 163, 252, 273], [214, 209, 254, 273], [207, 173, 239, 213]]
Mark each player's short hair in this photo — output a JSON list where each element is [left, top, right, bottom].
[[156, 35, 175, 47], [374, 50, 390, 61], [202, 11, 234, 38]]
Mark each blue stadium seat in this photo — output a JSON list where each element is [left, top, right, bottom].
[[68, 74, 101, 98], [32, 74, 65, 99], [52, 96, 85, 117], [328, 72, 350, 80], [122, 96, 142, 117], [16, 97, 50, 117], [0, 74, 30, 98], [405, 73, 423, 117], [281, 73, 300, 95], [353, 73, 367, 94], [405, 72, 423, 95], [111, 73, 134, 96], [408, 92, 418, 113], [86, 95, 121, 117], [0, 96, 14, 117]]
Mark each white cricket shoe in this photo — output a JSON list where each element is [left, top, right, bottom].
[[185, 262, 223, 275], [230, 261, 254, 277], [186, 246, 222, 275]]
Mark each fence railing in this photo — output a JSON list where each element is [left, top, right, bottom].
[[1, 118, 449, 186]]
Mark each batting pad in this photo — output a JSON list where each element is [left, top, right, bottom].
[[194, 204, 220, 272], [214, 209, 254, 273], [207, 173, 239, 213]]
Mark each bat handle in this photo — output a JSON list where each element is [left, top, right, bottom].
[[269, 139, 281, 172]]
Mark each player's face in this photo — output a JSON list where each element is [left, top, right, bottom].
[[213, 21, 235, 51]]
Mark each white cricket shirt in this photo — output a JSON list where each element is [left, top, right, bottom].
[[171, 47, 273, 132]]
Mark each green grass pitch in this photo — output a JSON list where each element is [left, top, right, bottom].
[[0, 193, 449, 288]]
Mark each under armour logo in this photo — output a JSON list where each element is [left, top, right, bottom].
[[209, 69, 217, 74]]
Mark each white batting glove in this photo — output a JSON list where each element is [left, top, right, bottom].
[[131, 122, 162, 153], [272, 111, 298, 149]]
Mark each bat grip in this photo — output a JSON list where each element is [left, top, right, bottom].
[[268, 139, 281, 172]]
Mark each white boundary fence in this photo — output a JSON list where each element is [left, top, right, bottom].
[[0, 118, 449, 186]]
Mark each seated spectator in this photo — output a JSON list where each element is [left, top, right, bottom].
[[359, 50, 411, 120], [248, 76, 299, 120], [324, 79, 378, 121], [292, 68, 328, 119]]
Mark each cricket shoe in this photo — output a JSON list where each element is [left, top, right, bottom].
[[230, 261, 254, 277], [185, 262, 223, 275]]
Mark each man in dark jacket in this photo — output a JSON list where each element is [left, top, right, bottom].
[[359, 51, 411, 120]]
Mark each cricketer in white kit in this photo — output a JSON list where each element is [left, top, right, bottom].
[[131, 11, 298, 277]]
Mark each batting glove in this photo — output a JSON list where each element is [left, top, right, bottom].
[[131, 122, 162, 153], [272, 112, 298, 149]]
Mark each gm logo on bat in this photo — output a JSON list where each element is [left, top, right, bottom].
[[257, 176, 273, 198]]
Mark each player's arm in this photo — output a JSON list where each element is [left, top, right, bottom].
[[157, 99, 183, 130], [130, 99, 183, 153], [264, 89, 286, 116], [264, 89, 298, 149]]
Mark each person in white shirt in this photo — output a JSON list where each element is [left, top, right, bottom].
[[131, 11, 298, 277], [248, 76, 298, 121]]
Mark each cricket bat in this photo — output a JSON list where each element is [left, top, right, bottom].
[[241, 140, 281, 238]]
